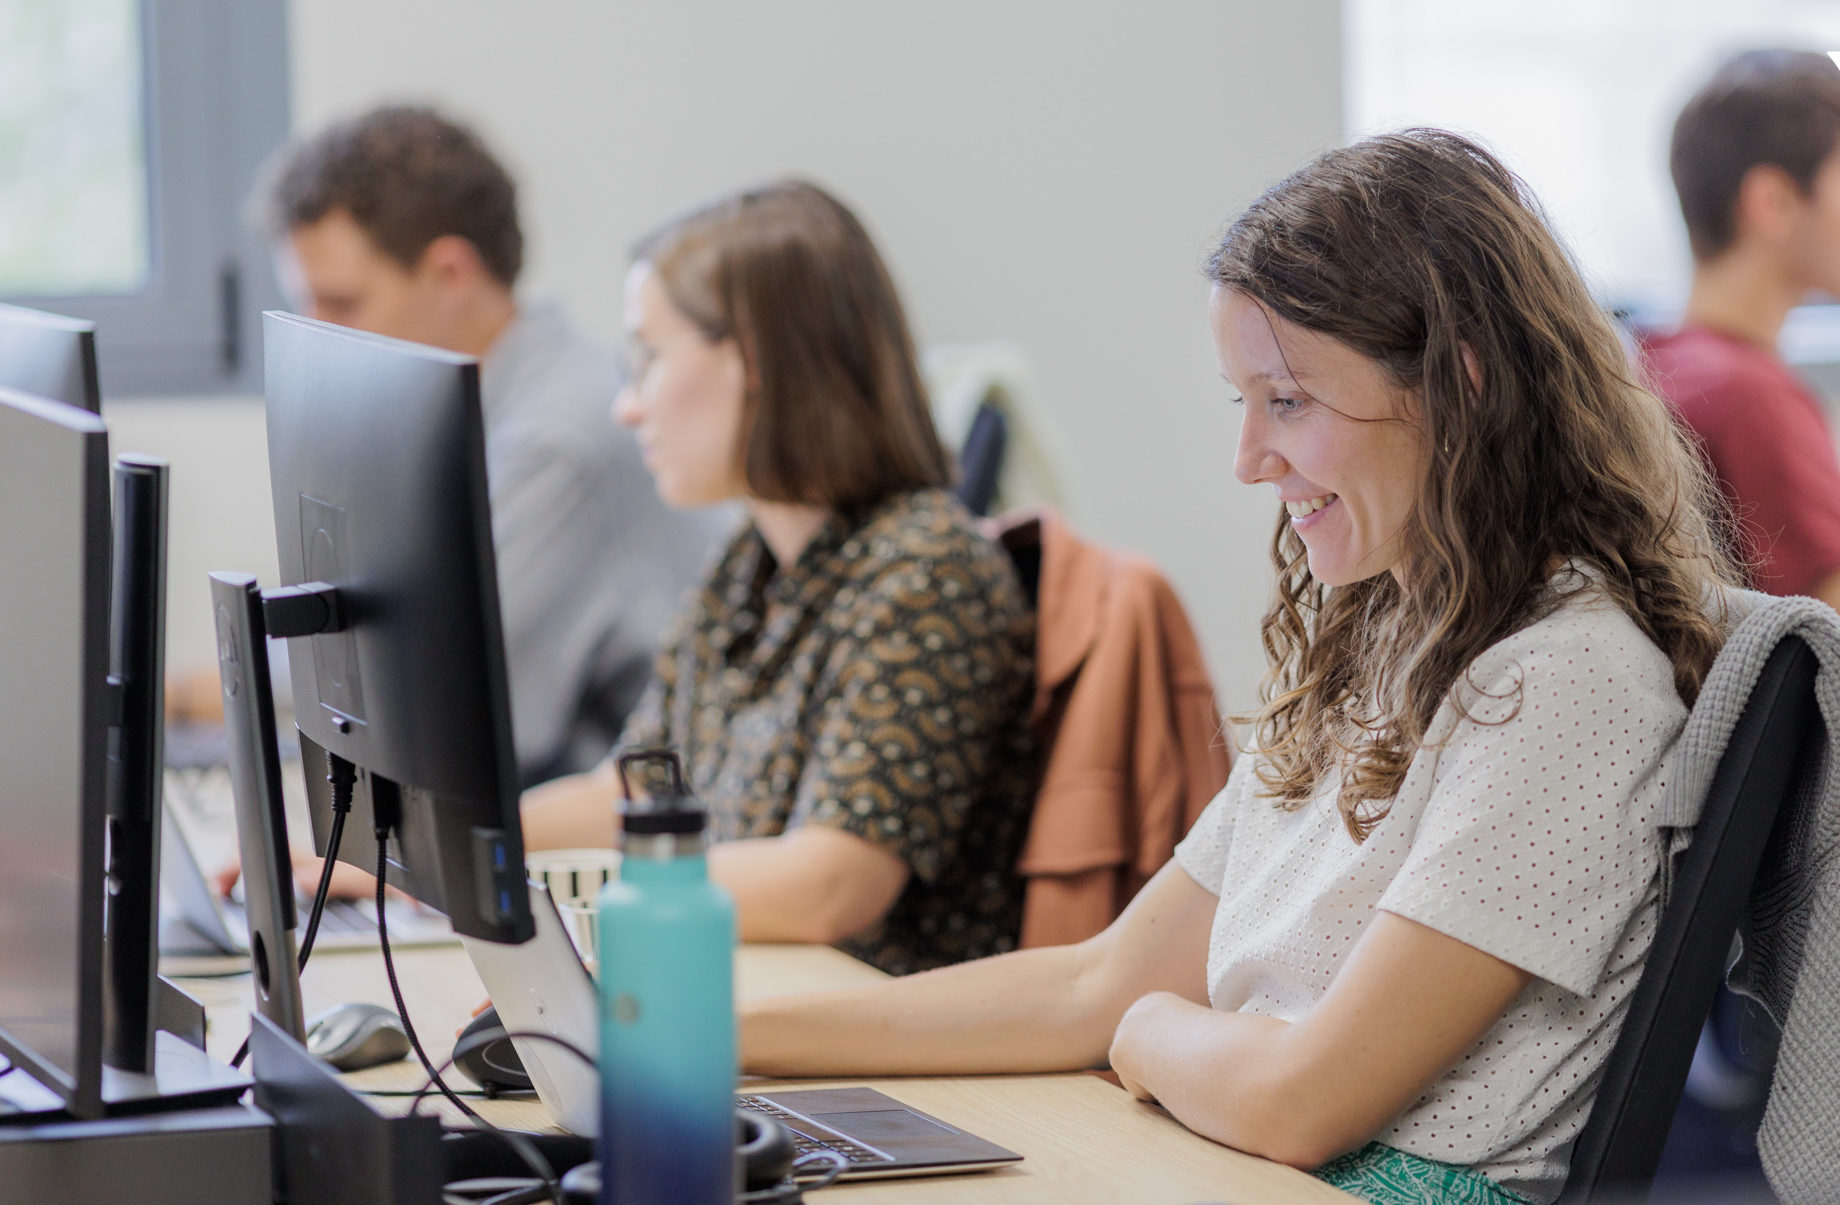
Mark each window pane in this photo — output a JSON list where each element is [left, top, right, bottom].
[[0, 0, 149, 298], [1346, 0, 1840, 312]]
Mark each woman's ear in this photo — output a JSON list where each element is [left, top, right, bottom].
[[728, 331, 762, 394], [1459, 342, 1484, 398]]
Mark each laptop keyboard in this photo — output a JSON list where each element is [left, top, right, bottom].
[[736, 1095, 894, 1167], [314, 900, 375, 936]]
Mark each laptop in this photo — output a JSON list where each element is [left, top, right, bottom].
[[462, 882, 1024, 1181], [159, 808, 457, 958]]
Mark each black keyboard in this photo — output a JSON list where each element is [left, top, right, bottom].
[[736, 1094, 893, 1167]]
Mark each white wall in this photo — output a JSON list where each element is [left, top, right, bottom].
[[106, 395, 273, 674], [141, 1, 1342, 713]]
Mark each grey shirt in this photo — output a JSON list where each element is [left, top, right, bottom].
[[480, 302, 732, 785]]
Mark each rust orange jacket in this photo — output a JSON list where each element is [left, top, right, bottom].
[[988, 510, 1234, 948]]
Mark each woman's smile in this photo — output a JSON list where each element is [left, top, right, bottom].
[[1285, 493, 1339, 526]]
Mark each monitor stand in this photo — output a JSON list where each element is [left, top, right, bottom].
[[99, 1030, 251, 1112], [0, 1032, 250, 1124], [209, 571, 312, 1041]]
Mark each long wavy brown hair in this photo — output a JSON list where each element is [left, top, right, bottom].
[[1207, 130, 1735, 840]]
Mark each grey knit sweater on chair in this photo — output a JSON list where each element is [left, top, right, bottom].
[[1658, 592, 1840, 1203]]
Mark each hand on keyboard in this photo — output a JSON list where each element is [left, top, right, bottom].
[[214, 846, 408, 902]]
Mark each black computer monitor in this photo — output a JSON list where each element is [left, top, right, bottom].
[[262, 312, 531, 944], [0, 302, 102, 414], [103, 453, 171, 1074]]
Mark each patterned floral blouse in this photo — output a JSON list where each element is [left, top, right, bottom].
[[618, 489, 1036, 975]]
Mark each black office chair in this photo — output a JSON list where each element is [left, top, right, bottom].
[[1559, 634, 1820, 1203], [954, 396, 1008, 518]]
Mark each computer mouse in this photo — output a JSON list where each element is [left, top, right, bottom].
[[453, 1005, 533, 1096], [304, 1001, 412, 1071]]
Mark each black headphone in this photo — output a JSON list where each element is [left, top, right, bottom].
[[557, 1110, 803, 1205], [737, 1109, 800, 1202]]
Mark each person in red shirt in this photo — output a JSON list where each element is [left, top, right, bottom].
[[1641, 49, 1840, 607]]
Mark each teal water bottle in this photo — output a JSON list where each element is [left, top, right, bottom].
[[598, 749, 737, 1205]]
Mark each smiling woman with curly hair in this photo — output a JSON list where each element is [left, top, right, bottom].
[[736, 131, 1736, 1205]]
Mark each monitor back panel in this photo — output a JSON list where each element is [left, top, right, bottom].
[[0, 388, 111, 1115], [262, 312, 524, 939]]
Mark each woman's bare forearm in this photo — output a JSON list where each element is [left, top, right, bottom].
[[742, 941, 1113, 1077], [709, 828, 910, 945], [741, 863, 1219, 1079]]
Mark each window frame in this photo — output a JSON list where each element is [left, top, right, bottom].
[[0, 0, 289, 398]]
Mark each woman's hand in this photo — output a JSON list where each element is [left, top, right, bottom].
[[1108, 991, 1208, 1104], [213, 846, 405, 901]]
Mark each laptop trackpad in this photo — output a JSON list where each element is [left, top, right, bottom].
[[808, 1108, 964, 1162]]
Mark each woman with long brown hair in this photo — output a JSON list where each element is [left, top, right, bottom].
[[521, 180, 1036, 978], [738, 131, 1734, 1203]]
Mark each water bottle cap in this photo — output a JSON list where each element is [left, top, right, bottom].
[[614, 746, 708, 835]]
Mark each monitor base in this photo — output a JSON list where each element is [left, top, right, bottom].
[[0, 1030, 250, 1123], [0, 1101, 270, 1205], [250, 1012, 443, 1205]]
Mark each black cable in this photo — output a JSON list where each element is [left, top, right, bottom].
[[294, 766, 354, 967], [230, 754, 356, 1070], [419, 1033, 597, 1205], [476, 1185, 551, 1205], [374, 829, 560, 1202], [415, 1035, 595, 1203], [788, 1150, 849, 1192], [442, 1189, 533, 1205], [440, 1179, 542, 1203]]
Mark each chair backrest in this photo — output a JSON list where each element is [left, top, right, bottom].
[[1559, 634, 1819, 1202], [954, 397, 1008, 517]]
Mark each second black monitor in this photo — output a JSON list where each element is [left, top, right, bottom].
[[262, 312, 530, 944]]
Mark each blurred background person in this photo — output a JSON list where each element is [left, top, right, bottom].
[[522, 181, 1037, 976], [1641, 50, 1840, 612], [175, 105, 731, 790]]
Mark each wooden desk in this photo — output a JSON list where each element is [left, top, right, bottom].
[[176, 943, 1354, 1205]]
